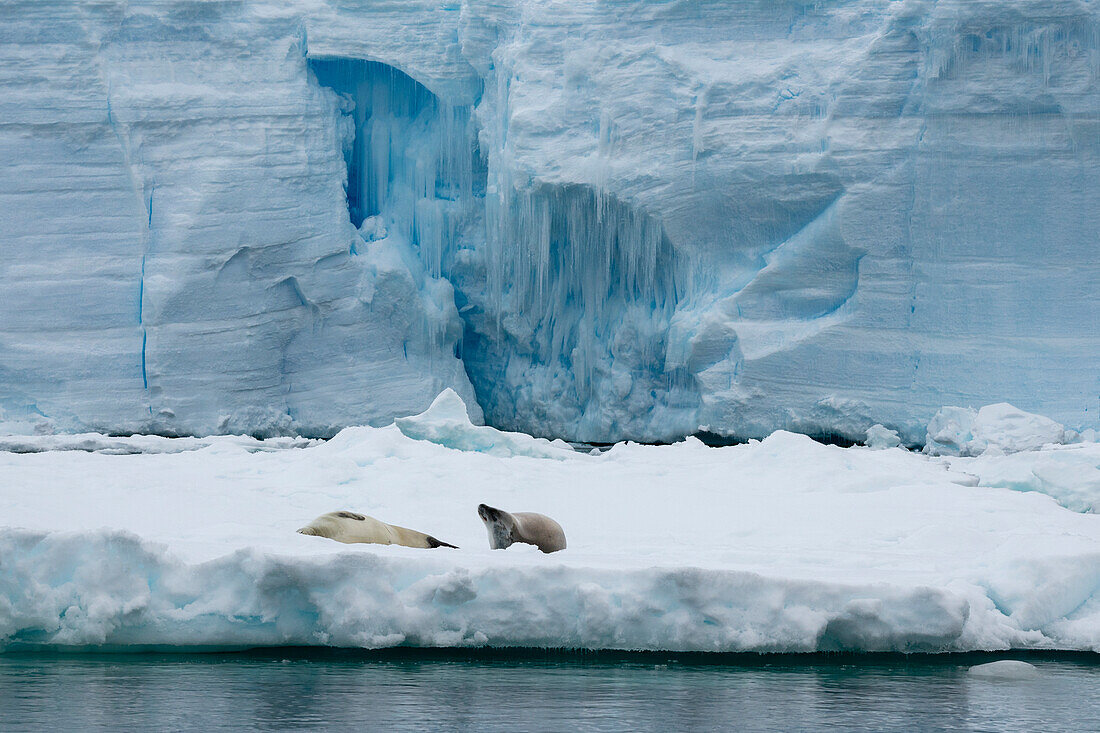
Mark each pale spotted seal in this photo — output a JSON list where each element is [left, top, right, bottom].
[[298, 511, 458, 549]]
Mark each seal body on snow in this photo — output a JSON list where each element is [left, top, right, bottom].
[[477, 504, 566, 553], [298, 511, 458, 549]]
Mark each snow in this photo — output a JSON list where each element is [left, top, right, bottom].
[[2, 0, 1098, 444], [951, 441, 1100, 514], [2, 394, 1099, 653]]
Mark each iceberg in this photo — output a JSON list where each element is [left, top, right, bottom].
[[1, 0, 1097, 444]]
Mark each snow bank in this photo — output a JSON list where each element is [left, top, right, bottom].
[[2, 397, 1100, 653], [925, 404, 1067, 457]]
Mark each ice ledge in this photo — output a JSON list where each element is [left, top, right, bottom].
[[0, 529, 1007, 653]]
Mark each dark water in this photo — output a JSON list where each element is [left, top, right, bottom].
[[1, 650, 1098, 732]]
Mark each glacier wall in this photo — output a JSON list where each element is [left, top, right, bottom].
[[0, 1, 481, 436], [1, 0, 1097, 442]]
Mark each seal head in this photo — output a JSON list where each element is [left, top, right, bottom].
[[478, 503, 515, 549]]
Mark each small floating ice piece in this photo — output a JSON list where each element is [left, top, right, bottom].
[[967, 660, 1039, 680]]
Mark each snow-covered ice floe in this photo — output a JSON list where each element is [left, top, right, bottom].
[[2, 395, 1099, 653]]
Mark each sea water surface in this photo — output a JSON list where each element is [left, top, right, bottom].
[[2, 650, 1098, 731]]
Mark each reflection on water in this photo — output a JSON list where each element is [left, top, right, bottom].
[[1, 651, 1098, 732]]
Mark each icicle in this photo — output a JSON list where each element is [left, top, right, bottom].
[[310, 56, 692, 440]]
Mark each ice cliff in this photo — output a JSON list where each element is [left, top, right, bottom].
[[1, 0, 1097, 442]]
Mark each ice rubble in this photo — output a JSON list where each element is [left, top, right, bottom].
[[915, 401, 1100, 513], [2, 394, 1099, 653], [925, 403, 1068, 457], [2, 0, 1098, 443], [954, 442, 1100, 514]]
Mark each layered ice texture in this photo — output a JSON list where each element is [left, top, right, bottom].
[[1, 0, 1099, 442], [2, 394, 1100, 653]]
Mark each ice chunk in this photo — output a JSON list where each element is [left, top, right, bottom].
[[968, 661, 1039, 680], [1073, 429, 1100, 444], [926, 407, 981, 456], [866, 425, 903, 450], [394, 389, 574, 459], [926, 404, 1066, 457]]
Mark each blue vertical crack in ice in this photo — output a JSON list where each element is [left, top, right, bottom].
[[106, 83, 153, 398], [309, 57, 698, 442], [139, 187, 153, 393]]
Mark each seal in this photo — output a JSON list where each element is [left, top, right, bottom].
[[477, 503, 566, 553], [297, 510, 458, 549]]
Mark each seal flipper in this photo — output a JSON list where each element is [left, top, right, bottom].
[[426, 535, 459, 549]]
